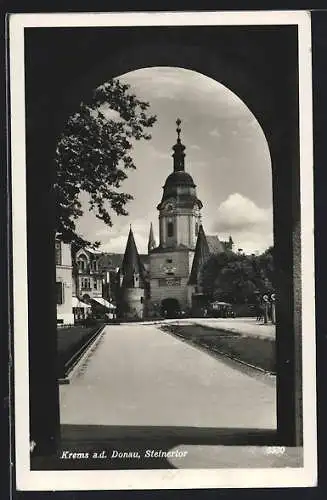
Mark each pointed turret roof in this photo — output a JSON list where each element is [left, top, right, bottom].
[[121, 227, 145, 288], [188, 225, 210, 285], [148, 222, 156, 253]]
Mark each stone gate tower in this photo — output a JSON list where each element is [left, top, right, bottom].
[[148, 119, 203, 317], [118, 226, 146, 320]]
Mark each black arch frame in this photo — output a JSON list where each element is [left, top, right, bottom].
[[21, 23, 302, 458]]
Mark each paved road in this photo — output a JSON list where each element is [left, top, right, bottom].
[[60, 323, 276, 430]]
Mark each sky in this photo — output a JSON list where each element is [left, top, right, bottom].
[[76, 67, 273, 255]]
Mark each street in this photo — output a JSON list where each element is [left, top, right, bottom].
[[60, 322, 276, 429]]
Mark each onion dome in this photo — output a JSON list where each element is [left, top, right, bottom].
[[158, 118, 202, 210]]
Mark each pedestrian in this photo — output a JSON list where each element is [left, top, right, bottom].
[[262, 294, 269, 324], [271, 293, 276, 324]]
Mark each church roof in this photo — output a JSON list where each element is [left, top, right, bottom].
[[188, 230, 229, 285], [150, 243, 192, 254], [94, 252, 149, 271], [158, 118, 202, 210], [206, 235, 226, 254], [121, 228, 146, 287], [188, 225, 210, 285], [164, 171, 195, 188]]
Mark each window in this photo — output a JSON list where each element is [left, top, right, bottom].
[[166, 258, 173, 264], [93, 278, 97, 289], [56, 282, 64, 305], [195, 222, 199, 236], [78, 259, 85, 271], [167, 221, 174, 237], [81, 278, 91, 290], [55, 241, 62, 266]]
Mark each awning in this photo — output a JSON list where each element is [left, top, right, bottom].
[[72, 297, 92, 309], [92, 297, 116, 310]]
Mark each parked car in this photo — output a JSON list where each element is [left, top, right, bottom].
[[209, 301, 235, 318]]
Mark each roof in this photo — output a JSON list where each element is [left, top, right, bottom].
[[148, 222, 156, 252], [188, 225, 210, 285], [207, 235, 226, 254], [164, 171, 195, 188], [72, 297, 92, 308], [97, 253, 149, 270], [121, 228, 146, 287], [84, 247, 102, 255], [150, 243, 193, 254], [91, 297, 116, 309]]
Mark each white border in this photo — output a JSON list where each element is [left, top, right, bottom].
[[10, 10, 317, 491]]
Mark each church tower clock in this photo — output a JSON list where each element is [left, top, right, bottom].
[[157, 118, 203, 250]]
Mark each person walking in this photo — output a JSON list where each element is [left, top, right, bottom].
[[262, 294, 269, 324], [270, 293, 276, 324]]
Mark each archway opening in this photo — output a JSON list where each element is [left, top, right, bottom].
[[161, 298, 181, 319]]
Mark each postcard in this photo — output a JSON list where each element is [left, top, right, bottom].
[[9, 10, 316, 490]]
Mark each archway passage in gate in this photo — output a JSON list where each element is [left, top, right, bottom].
[[161, 298, 181, 319], [25, 25, 302, 453]]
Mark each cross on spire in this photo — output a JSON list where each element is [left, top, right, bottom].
[[172, 118, 186, 172], [176, 118, 182, 143]]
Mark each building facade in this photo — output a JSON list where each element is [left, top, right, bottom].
[[55, 119, 233, 323], [55, 239, 74, 324], [74, 247, 104, 303], [115, 119, 233, 319]]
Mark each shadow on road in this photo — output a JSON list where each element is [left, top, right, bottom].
[[31, 424, 281, 470]]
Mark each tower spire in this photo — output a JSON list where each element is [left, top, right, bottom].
[[172, 118, 186, 172], [188, 225, 210, 286], [148, 222, 156, 253], [121, 226, 145, 288]]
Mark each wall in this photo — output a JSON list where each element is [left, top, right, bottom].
[[75, 248, 103, 301], [159, 206, 201, 249], [122, 288, 145, 319], [149, 249, 194, 310], [56, 242, 74, 324]]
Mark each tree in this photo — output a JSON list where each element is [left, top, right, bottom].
[[200, 252, 236, 298], [200, 248, 274, 303], [55, 79, 157, 247]]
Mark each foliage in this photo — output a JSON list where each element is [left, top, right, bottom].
[[55, 79, 157, 247], [200, 247, 274, 303]]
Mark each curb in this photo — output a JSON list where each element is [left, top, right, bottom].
[[58, 326, 106, 385]]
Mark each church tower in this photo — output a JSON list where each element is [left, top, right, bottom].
[[156, 118, 203, 250], [148, 119, 203, 317]]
